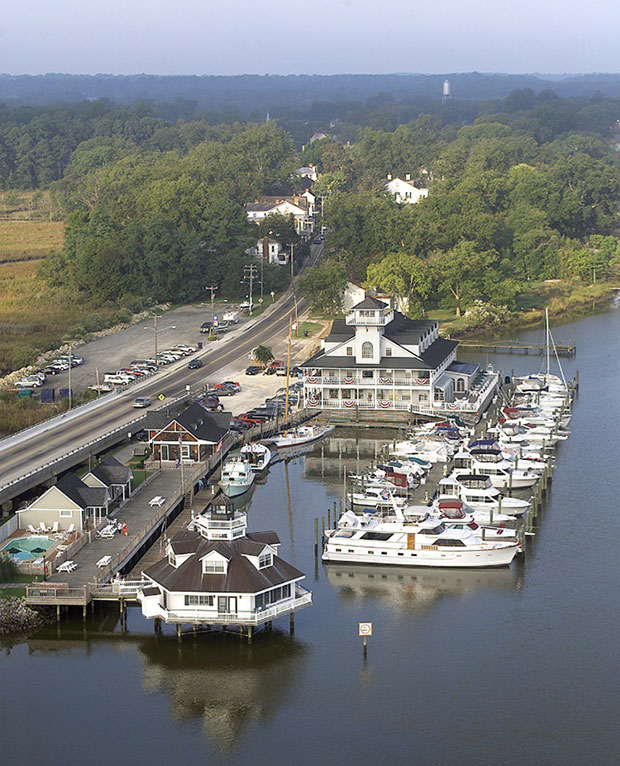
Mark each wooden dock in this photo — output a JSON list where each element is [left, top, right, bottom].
[[457, 340, 576, 357]]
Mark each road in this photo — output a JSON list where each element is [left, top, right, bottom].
[[0, 253, 319, 493]]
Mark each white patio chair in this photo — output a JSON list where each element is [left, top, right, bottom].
[[66, 523, 75, 534], [27, 524, 38, 534], [51, 521, 59, 534], [39, 522, 48, 533]]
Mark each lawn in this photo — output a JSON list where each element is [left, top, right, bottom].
[[295, 320, 322, 337]]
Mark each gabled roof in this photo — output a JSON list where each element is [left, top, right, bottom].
[[90, 455, 132, 487], [246, 196, 310, 214], [149, 403, 230, 444], [56, 473, 108, 509], [145, 528, 303, 594], [351, 296, 388, 310]]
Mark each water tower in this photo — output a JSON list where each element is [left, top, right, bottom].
[[442, 79, 451, 103]]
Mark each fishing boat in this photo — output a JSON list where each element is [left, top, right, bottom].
[[272, 423, 335, 448], [219, 457, 255, 497], [240, 442, 272, 472], [324, 508, 519, 568]]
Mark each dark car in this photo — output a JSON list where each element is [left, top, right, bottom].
[[313, 237, 321, 244], [263, 366, 277, 375], [188, 358, 203, 369], [230, 418, 253, 432], [41, 365, 61, 375], [217, 381, 241, 392], [200, 322, 211, 333], [202, 397, 223, 411], [208, 386, 232, 396], [245, 365, 261, 375]]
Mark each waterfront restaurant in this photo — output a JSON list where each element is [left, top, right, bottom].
[[300, 297, 497, 415], [137, 500, 312, 631], [146, 403, 230, 465]]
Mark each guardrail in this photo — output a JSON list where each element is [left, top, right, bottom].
[[155, 591, 313, 624]]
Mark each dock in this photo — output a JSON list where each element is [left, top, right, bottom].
[[25, 408, 316, 614], [457, 340, 576, 357]]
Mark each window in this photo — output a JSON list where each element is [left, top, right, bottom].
[[203, 560, 226, 574], [456, 378, 465, 393], [434, 539, 466, 547], [418, 525, 445, 536], [361, 342, 373, 359], [168, 553, 177, 567], [419, 393, 428, 402], [259, 552, 272, 569], [361, 532, 393, 541], [362, 370, 373, 379], [184, 595, 214, 606], [346, 346, 353, 356], [255, 584, 291, 609], [60, 510, 72, 517], [386, 347, 392, 356]]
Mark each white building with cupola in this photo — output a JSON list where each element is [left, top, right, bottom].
[[300, 296, 498, 416]]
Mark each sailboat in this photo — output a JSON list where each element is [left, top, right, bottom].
[[271, 317, 335, 448], [515, 308, 569, 395]]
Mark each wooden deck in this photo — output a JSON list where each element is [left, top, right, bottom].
[[457, 340, 576, 357]]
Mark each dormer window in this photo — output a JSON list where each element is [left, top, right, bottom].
[[202, 557, 227, 575], [259, 552, 273, 569], [168, 552, 177, 567]]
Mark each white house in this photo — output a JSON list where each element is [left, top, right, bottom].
[[300, 296, 498, 416], [17, 472, 109, 532], [137, 501, 312, 628], [385, 174, 429, 205], [296, 165, 318, 182], [246, 195, 314, 236], [246, 238, 288, 265]]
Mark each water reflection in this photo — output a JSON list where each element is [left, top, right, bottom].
[[327, 563, 523, 613], [138, 633, 305, 752]]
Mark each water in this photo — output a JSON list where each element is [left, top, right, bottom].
[[2, 310, 619, 765]]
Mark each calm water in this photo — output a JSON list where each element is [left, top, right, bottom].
[[2, 311, 620, 765]]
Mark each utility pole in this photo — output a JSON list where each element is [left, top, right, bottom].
[[154, 315, 159, 365], [205, 285, 218, 325], [68, 343, 72, 411], [243, 264, 258, 314], [290, 242, 295, 285]]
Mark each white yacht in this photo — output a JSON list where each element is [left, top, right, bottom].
[[438, 474, 531, 516], [324, 508, 519, 568], [430, 497, 515, 526], [219, 457, 255, 497], [348, 487, 407, 511], [271, 423, 335, 448], [452, 449, 539, 489], [240, 442, 272, 472], [390, 438, 452, 463]]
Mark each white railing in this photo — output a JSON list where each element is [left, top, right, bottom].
[[149, 591, 312, 624], [345, 313, 390, 325]]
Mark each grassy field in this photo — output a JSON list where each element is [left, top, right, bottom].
[[0, 220, 65, 262], [0, 189, 57, 221]]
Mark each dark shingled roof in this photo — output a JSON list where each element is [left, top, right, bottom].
[[144, 528, 303, 594], [141, 586, 161, 597], [147, 403, 231, 444], [56, 473, 108, 509], [90, 455, 132, 487], [351, 296, 388, 310]]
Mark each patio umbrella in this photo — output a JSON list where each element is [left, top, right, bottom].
[[4, 546, 22, 554], [31, 547, 47, 554]]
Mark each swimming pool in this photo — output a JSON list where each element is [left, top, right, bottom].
[[0, 536, 55, 561]]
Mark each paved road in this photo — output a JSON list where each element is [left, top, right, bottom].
[[0, 289, 307, 489]]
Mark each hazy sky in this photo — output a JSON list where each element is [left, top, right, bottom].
[[0, 0, 616, 75]]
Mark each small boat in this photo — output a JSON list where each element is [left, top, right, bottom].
[[271, 424, 335, 448], [452, 449, 539, 489], [240, 442, 271, 472], [324, 508, 519, 568], [219, 457, 255, 497]]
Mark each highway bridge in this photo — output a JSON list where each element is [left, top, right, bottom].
[[0, 277, 312, 509]]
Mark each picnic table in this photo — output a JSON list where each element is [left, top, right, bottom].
[[57, 560, 77, 573], [96, 556, 112, 568], [149, 496, 166, 507]]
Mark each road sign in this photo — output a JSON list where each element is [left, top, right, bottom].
[[358, 622, 373, 637], [158, 394, 166, 401]]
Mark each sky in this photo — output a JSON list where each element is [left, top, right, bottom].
[[0, 0, 617, 76]]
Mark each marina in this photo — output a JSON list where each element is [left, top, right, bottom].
[[2, 308, 619, 765]]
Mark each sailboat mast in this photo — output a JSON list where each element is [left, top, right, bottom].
[[284, 316, 292, 423]]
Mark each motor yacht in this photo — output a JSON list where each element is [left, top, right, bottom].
[[240, 442, 272, 472], [219, 457, 255, 497], [438, 474, 531, 516]]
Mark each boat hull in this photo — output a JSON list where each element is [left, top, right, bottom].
[[322, 544, 518, 568], [220, 478, 254, 497], [272, 425, 335, 448]]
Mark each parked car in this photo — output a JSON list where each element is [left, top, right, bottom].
[[200, 322, 212, 333], [239, 301, 252, 310], [230, 418, 253, 432], [223, 311, 239, 324], [238, 413, 268, 425], [41, 365, 61, 375], [202, 397, 223, 412], [133, 396, 152, 408], [245, 365, 261, 375], [16, 376, 44, 388], [188, 358, 203, 369], [135, 429, 149, 442], [218, 381, 241, 392], [275, 366, 287, 376], [313, 237, 322, 244], [269, 360, 283, 368], [263, 366, 277, 375], [174, 344, 195, 354]]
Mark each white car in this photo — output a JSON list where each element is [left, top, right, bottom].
[[16, 377, 43, 388], [133, 396, 152, 408]]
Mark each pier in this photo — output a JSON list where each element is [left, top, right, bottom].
[[457, 340, 576, 357], [25, 408, 316, 613]]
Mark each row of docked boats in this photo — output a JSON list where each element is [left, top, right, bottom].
[[219, 424, 335, 497], [323, 370, 573, 569]]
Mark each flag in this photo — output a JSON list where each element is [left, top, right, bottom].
[[216, 436, 223, 453]]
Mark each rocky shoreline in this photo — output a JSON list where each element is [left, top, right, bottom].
[[0, 596, 54, 635]]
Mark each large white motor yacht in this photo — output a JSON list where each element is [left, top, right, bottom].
[[219, 457, 255, 497]]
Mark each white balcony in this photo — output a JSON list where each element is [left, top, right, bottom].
[[139, 589, 313, 625], [345, 312, 392, 326]]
